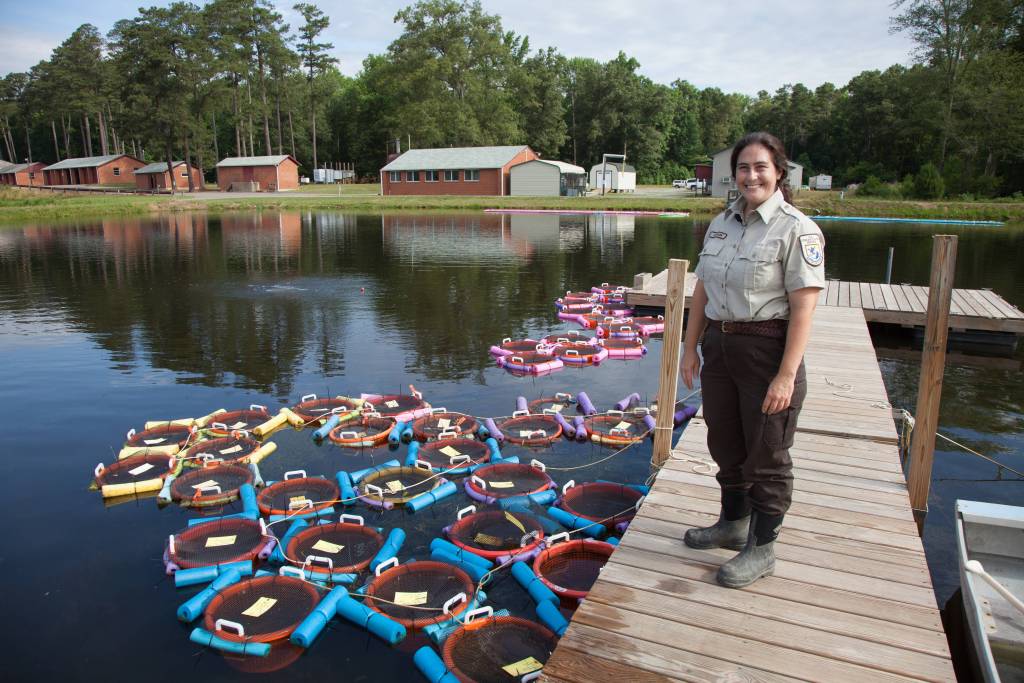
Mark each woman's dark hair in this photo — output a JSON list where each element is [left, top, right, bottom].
[[730, 132, 791, 203]]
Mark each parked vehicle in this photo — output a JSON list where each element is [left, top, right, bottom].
[[672, 179, 686, 188], [684, 178, 704, 190], [809, 174, 832, 191]]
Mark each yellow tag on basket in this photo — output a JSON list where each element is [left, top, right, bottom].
[[241, 597, 277, 618], [504, 511, 526, 533], [502, 657, 543, 676], [385, 480, 405, 493], [230, 421, 248, 429], [474, 532, 502, 546], [205, 535, 237, 548], [614, 421, 631, 431], [384, 400, 400, 409], [489, 481, 515, 489], [549, 403, 564, 412], [437, 418, 451, 430], [440, 446, 462, 458], [311, 539, 343, 554], [191, 479, 219, 490], [128, 462, 155, 476], [220, 445, 243, 455], [393, 591, 428, 606], [143, 438, 167, 445], [289, 495, 311, 508]]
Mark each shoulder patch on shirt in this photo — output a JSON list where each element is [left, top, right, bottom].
[[708, 231, 727, 240], [799, 234, 824, 266]]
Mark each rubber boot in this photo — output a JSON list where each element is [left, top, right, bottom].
[[683, 489, 750, 551], [716, 511, 783, 589]]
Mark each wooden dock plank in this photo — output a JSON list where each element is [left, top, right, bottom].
[[826, 280, 840, 307], [889, 283, 914, 313], [849, 280, 862, 308], [838, 280, 851, 308], [544, 306, 956, 683], [962, 289, 1002, 319], [977, 287, 1024, 319]]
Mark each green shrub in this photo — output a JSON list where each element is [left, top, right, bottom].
[[913, 163, 945, 199]]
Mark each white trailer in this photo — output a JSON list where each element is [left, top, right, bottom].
[[809, 174, 832, 191]]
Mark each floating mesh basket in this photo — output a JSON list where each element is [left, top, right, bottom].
[[563, 290, 597, 300], [417, 439, 491, 471], [202, 574, 321, 673], [599, 337, 647, 359], [257, 473, 339, 518], [290, 395, 360, 425], [533, 538, 615, 602], [496, 352, 563, 375], [631, 315, 665, 336], [443, 613, 558, 683], [497, 415, 563, 446], [600, 303, 634, 317], [447, 508, 545, 561], [365, 560, 475, 629], [205, 405, 272, 437], [327, 415, 395, 448], [167, 517, 272, 570], [366, 394, 430, 420], [285, 516, 384, 580], [559, 482, 643, 527], [583, 412, 652, 446], [465, 463, 554, 503], [93, 452, 177, 498], [541, 331, 593, 346], [170, 463, 255, 508], [527, 394, 576, 415], [554, 344, 608, 366], [180, 434, 261, 466], [591, 283, 627, 295], [577, 312, 627, 330], [123, 424, 195, 455], [489, 338, 541, 357], [596, 321, 637, 339], [359, 465, 440, 508], [412, 411, 479, 442], [555, 298, 597, 312]]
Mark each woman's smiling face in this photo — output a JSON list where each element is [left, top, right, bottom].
[[735, 143, 783, 209]]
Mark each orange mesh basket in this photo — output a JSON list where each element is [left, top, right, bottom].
[[497, 414, 562, 447], [447, 508, 545, 561], [205, 406, 272, 436], [285, 517, 385, 579], [527, 394, 576, 415], [533, 538, 615, 602], [465, 463, 554, 502], [559, 482, 643, 527], [179, 434, 261, 466], [327, 415, 395, 448], [366, 394, 430, 419], [442, 613, 558, 683], [168, 517, 271, 569], [360, 465, 440, 507], [364, 560, 475, 629], [583, 412, 651, 446], [94, 452, 176, 489], [125, 424, 194, 449], [290, 396, 360, 424], [170, 463, 255, 508], [411, 411, 479, 442], [416, 439, 491, 470], [256, 473, 339, 517]]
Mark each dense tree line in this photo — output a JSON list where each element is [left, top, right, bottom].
[[1, 0, 1022, 196]]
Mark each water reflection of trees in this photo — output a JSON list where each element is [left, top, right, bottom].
[[0, 210, 701, 390]]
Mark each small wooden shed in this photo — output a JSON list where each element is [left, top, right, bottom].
[[0, 162, 47, 187], [42, 154, 145, 186], [134, 161, 203, 191], [216, 155, 300, 192]]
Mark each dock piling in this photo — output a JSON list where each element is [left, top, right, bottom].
[[651, 258, 689, 468]]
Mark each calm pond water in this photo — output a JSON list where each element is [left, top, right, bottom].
[[0, 210, 1021, 679]]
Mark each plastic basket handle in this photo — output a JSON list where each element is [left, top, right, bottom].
[[126, 428, 136, 440], [304, 555, 333, 572], [457, 505, 476, 521], [443, 592, 467, 615], [198, 453, 216, 463], [601, 282, 609, 287], [635, 496, 646, 510], [168, 534, 176, 555], [512, 409, 529, 418], [214, 619, 245, 638], [301, 393, 317, 403], [520, 530, 540, 547], [279, 566, 304, 579], [431, 407, 447, 414], [284, 469, 306, 480], [463, 605, 493, 624], [632, 407, 651, 416], [562, 480, 576, 495], [364, 483, 384, 497], [414, 459, 433, 471], [94, 463, 104, 477], [522, 672, 543, 683], [555, 392, 573, 401], [564, 349, 579, 357], [233, 429, 250, 439], [375, 556, 398, 576], [471, 475, 487, 490], [542, 408, 560, 415], [361, 402, 376, 413], [502, 337, 512, 344], [529, 429, 547, 438], [167, 457, 177, 470], [438, 430, 460, 440], [339, 513, 364, 526], [250, 404, 267, 412], [620, 326, 633, 333], [259, 518, 268, 535], [196, 484, 222, 496], [610, 428, 630, 437], [606, 409, 624, 417], [510, 356, 524, 364], [548, 532, 570, 546], [529, 459, 546, 472], [555, 337, 569, 343], [409, 385, 423, 400], [338, 431, 359, 440], [449, 455, 471, 466], [365, 412, 381, 418], [330, 406, 347, 414], [211, 422, 228, 432]]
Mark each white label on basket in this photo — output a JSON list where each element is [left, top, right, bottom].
[[191, 479, 219, 490], [440, 446, 462, 458], [614, 421, 631, 431], [474, 532, 502, 546], [488, 481, 515, 489], [384, 400, 400, 409], [437, 418, 451, 430], [393, 591, 428, 606], [385, 480, 405, 493], [518, 430, 535, 438], [220, 445, 243, 455], [230, 421, 248, 429], [128, 463, 155, 476], [503, 657, 543, 676], [241, 597, 277, 618], [311, 539, 343, 554], [504, 511, 526, 533], [143, 438, 166, 445], [549, 403, 564, 412], [205, 535, 236, 548]]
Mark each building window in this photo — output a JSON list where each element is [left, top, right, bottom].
[[464, 169, 480, 182], [113, 167, 121, 176], [444, 169, 458, 181], [407, 170, 419, 182], [181, 170, 189, 177], [424, 170, 439, 182], [389, 171, 401, 182], [29, 173, 35, 179]]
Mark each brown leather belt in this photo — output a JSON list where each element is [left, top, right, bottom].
[[706, 318, 788, 339]]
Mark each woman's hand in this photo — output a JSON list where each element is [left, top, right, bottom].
[[681, 347, 701, 390], [762, 371, 795, 414]]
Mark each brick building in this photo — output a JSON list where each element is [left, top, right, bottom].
[[215, 155, 300, 192], [380, 146, 538, 196], [0, 162, 47, 187], [134, 161, 204, 191], [42, 154, 145, 186]]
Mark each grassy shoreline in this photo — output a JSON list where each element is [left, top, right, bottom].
[[3, 186, 1024, 224]]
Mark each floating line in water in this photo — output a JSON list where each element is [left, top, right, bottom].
[[484, 208, 690, 217], [811, 215, 1003, 226]]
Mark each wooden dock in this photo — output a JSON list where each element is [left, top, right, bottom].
[[626, 270, 1024, 334], [541, 306, 956, 682]]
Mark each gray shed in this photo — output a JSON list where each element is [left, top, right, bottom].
[[510, 159, 587, 196]]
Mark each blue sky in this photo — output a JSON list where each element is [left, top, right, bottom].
[[0, 1, 917, 95]]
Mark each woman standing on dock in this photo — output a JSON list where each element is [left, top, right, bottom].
[[680, 132, 825, 588]]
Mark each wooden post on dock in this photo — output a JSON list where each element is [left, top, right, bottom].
[[907, 235, 958, 533], [651, 258, 689, 468]]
